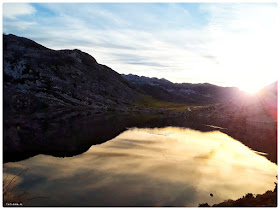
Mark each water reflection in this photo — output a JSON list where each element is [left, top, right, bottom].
[[3, 111, 218, 163], [4, 127, 277, 207]]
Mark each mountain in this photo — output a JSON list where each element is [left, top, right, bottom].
[[3, 34, 245, 115], [3, 34, 139, 114], [122, 74, 241, 105], [3, 34, 277, 164]]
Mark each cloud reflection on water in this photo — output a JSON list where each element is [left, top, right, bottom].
[[4, 127, 277, 206]]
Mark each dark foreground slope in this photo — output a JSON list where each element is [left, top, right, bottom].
[[199, 184, 277, 207], [3, 34, 139, 113]]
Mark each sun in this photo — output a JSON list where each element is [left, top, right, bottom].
[[237, 82, 263, 94]]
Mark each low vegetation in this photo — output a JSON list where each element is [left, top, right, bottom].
[[3, 168, 38, 206], [132, 94, 193, 111], [199, 183, 277, 207]]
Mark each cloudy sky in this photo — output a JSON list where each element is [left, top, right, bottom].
[[3, 3, 280, 91]]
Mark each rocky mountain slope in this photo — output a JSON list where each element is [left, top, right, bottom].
[[122, 74, 241, 105], [3, 34, 139, 114]]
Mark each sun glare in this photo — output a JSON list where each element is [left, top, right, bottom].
[[238, 82, 263, 94]]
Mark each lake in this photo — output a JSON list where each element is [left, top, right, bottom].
[[3, 127, 277, 207]]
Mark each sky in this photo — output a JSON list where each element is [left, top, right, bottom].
[[2, 3, 280, 91]]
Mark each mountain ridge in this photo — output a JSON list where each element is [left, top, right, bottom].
[[3, 34, 140, 113], [4, 33, 246, 114], [122, 73, 241, 105]]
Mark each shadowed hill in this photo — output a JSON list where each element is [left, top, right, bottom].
[[3, 34, 139, 113], [122, 74, 241, 105]]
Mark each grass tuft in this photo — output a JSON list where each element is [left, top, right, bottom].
[[3, 168, 42, 206]]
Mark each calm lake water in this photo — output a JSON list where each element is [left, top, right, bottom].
[[3, 127, 277, 207]]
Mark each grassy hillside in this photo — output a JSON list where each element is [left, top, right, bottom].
[[133, 94, 190, 111]]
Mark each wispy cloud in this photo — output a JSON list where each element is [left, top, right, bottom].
[[2, 3, 279, 88], [3, 3, 36, 20], [3, 20, 36, 30]]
